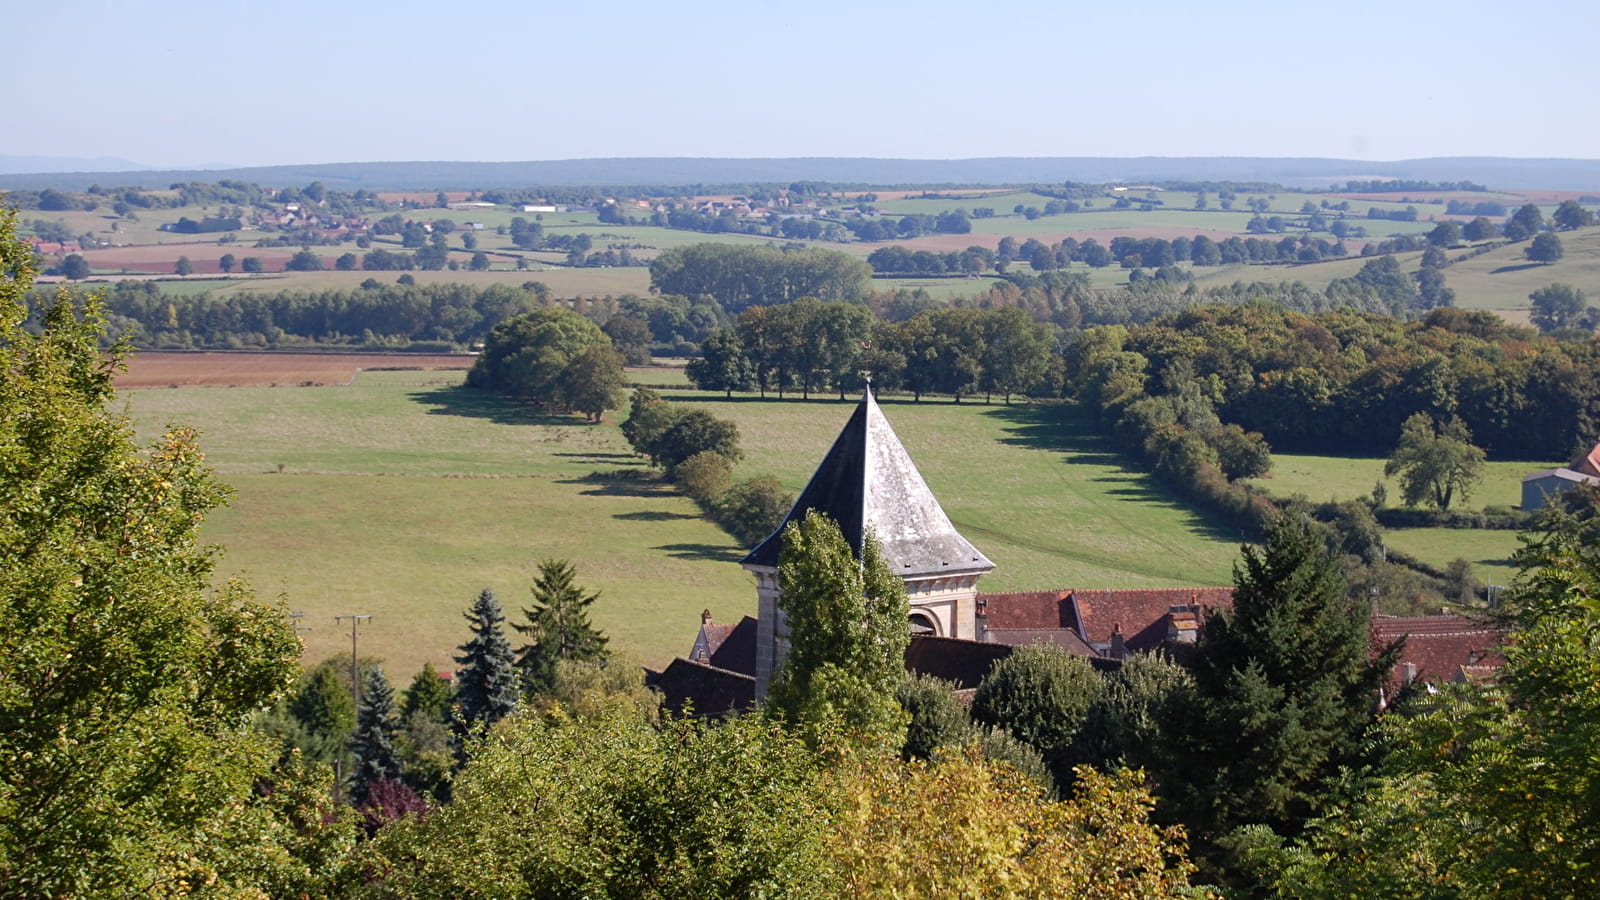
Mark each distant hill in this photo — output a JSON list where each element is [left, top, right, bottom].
[[2, 156, 1599, 192], [0, 154, 159, 175]]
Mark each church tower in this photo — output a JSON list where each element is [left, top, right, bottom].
[[741, 388, 994, 697]]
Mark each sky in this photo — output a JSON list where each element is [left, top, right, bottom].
[[10, 0, 1599, 169]]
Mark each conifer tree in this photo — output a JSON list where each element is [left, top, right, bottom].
[[402, 663, 455, 722], [767, 510, 909, 748], [1164, 515, 1400, 854], [515, 560, 610, 697], [453, 589, 519, 738], [351, 664, 403, 803]]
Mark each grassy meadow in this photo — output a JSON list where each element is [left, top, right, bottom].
[[124, 370, 1248, 676], [1249, 453, 1561, 511]]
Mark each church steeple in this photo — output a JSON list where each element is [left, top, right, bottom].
[[742, 388, 992, 577], [743, 387, 994, 697]]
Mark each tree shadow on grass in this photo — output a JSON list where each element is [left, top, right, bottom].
[[561, 471, 671, 498], [614, 510, 699, 522], [408, 384, 579, 427], [984, 402, 1240, 544], [654, 542, 747, 564], [1490, 262, 1545, 275]]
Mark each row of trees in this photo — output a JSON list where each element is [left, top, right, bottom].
[[37, 279, 552, 350], [687, 301, 1058, 403], [647, 243, 873, 314]]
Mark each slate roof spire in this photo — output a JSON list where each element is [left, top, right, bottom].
[[742, 387, 993, 578]]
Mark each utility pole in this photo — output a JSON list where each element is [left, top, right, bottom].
[[334, 614, 373, 708]]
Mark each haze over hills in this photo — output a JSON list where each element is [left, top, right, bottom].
[[3, 156, 1599, 192]]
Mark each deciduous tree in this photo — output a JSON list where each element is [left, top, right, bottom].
[[767, 510, 909, 748], [1383, 412, 1485, 510], [0, 208, 312, 894]]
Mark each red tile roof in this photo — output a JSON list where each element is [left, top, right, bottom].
[[977, 591, 1074, 629], [1374, 614, 1505, 687], [1071, 588, 1234, 648]]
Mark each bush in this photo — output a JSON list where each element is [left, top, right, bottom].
[[672, 451, 734, 504], [713, 476, 793, 547]]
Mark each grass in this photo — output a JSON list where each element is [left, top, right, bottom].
[[1383, 528, 1523, 583], [1439, 226, 1600, 311], [122, 372, 1249, 674], [1249, 452, 1562, 511]]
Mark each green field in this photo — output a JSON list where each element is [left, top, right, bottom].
[[1383, 528, 1523, 582], [1250, 452, 1560, 511], [124, 372, 1249, 676]]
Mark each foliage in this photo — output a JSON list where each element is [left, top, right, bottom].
[[466, 306, 623, 419], [620, 388, 742, 472], [825, 749, 1200, 899], [1260, 501, 1600, 898], [286, 661, 359, 765], [452, 588, 519, 740], [513, 559, 610, 697], [895, 672, 973, 760], [364, 703, 834, 898], [970, 645, 1105, 789], [1527, 231, 1565, 263], [1529, 282, 1589, 333], [684, 327, 754, 396], [649, 243, 873, 314], [713, 474, 794, 547], [0, 208, 325, 895], [1070, 651, 1194, 776], [1161, 515, 1401, 863], [1384, 412, 1485, 511], [351, 664, 404, 804], [401, 663, 455, 722], [672, 449, 734, 504], [767, 510, 910, 749]]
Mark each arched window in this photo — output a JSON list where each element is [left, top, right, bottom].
[[909, 611, 939, 636]]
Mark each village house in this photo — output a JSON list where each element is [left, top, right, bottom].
[[650, 389, 1506, 716]]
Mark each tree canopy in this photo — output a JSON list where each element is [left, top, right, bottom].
[[1384, 412, 1485, 511], [0, 208, 318, 894], [514, 560, 610, 697], [767, 510, 910, 748]]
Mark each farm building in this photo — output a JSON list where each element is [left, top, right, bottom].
[[1521, 441, 1600, 510], [650, 388, 1505, 716]]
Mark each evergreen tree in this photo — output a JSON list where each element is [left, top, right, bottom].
[[351, 664, 403, 803], [766, 510, 910, 748], [287, 663, 359, 765], [402, 663, 455, 722], [1164, 515, 1400, 859], [453, 589, 519, 739], [514, 559, 610, 697]]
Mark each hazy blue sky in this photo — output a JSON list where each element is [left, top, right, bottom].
[[12, 0, 1598, 168]]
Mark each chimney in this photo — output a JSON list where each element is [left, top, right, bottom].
[[1401, 661, 1419, 685], [701, 609, 713, 626], [1109, 624, 1125, 660]]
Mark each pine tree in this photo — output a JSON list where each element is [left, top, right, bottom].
[[454, 589, 519, 739], [350, 664, 403, 804], [514, 560, 611, 697], [766, 510, 910, 748], [1166, 515, 1401, 852], [402, 663, 456, 722]]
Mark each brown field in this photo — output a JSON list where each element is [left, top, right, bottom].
[[114, 351, 475, 388]]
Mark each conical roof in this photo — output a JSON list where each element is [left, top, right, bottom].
[[742, 389, 994, 578]]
